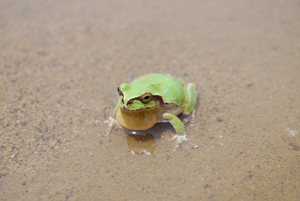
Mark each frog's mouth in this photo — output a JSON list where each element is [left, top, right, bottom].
[[119, 96, 161, 111]]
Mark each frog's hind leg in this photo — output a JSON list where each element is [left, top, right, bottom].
[[164, 83, 198, 151], [181, 83, 197, 127], [184, 83, 197, 115]]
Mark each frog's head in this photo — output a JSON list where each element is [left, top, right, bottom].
[[117, 83, 157, 111]]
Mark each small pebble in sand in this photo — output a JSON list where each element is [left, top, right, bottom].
[[286, 128, 299, 137], [216, 117, 223, 122]]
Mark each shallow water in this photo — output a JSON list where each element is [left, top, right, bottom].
[[1, 0, 300, 200]]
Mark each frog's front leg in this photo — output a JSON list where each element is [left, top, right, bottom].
[[163, 113, 184, 133], [163, 113, 198, 151], [103, 104, 121, 135]]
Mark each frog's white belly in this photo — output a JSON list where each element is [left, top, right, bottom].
[[156, 103, 184, 123]]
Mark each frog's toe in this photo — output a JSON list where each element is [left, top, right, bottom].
[[103, 117, 117, 136], [170, 134, 187, 151], [170, 133, 198, 151], [171, 134, 188, 143]]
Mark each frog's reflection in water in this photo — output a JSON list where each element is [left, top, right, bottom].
[[125, 123, 171, 155], [126, 133, 155, 155]]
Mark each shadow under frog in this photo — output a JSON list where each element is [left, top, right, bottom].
[[125, 113, 195, 155], [125, 123, 172, 155]]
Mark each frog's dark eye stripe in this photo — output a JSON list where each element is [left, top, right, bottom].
[[117, 87, 122, 96], [140, 92, 152, 104]]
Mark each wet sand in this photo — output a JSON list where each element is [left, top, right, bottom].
[[1, 0, 300, 200]]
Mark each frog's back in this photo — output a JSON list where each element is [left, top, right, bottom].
[[129, 74, 186, 106]]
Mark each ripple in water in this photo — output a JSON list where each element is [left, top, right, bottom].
[[286, 128, 299, 137]]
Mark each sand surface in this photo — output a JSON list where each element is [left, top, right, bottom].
[[1, 0, 300, 200]]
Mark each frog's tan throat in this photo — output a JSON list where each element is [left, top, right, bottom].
[[116, 106, 160, 130], [116, 96, 162, 130], [116, 96, 185, 131]]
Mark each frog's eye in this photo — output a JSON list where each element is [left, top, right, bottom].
[[117, 87, 122, 96], [140, 92, 152, 104]]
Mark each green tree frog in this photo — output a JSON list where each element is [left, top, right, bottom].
[[106, 73, 198, 151]]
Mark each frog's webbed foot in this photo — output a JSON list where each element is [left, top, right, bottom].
[[190, 109, 196, 127], [170, 133, 188, 151], [170, 132, 198, 152], [163, 113, 198, 151], [101, 104, 121, 136], [181, 109, 196, 126], [103, 117, 117, 136]]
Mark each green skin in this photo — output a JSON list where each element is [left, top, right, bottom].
[[113, 73, 197, 134]]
